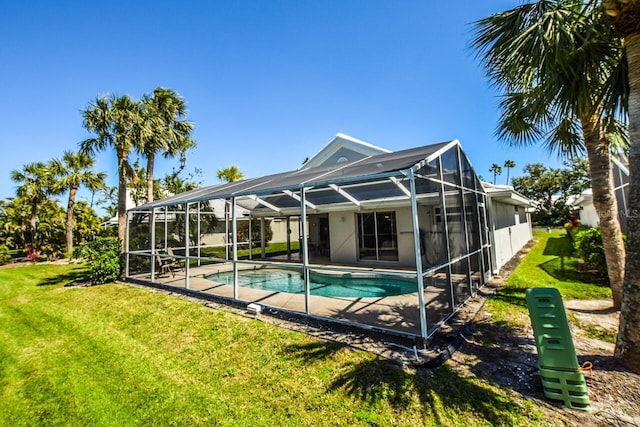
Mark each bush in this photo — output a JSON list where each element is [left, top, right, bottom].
[[566, 223, 588, 242], [574, 227, 624, 279], [0, 245, 10, 265], [74, 237, 123, 285]]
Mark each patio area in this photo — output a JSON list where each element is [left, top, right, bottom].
[[125, 140, 492, 341]]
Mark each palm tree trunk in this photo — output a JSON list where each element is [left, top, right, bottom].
[[65, 187, 77, 255], [582, 115, 625, 308], [616, 32, 640, 374], [146, 152, 155, 204], [29, 202, 37, 247], [117, 156, 129, 253]]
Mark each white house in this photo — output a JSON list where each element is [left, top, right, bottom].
[[125, 133, 534, 341]]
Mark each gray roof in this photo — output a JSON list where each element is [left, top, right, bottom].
[[131, 140, 458, 212]]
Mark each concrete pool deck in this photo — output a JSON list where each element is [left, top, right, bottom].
[[128, 262, 457, 337]]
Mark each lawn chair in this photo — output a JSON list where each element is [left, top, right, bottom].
[[156, 252, 181, 278], [167, 248, 185, 273]]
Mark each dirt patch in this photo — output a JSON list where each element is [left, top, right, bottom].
[[443, 242, 640, 426], [456, 299, 640, 426]]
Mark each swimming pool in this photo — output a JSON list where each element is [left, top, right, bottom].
[[204, 268, 418, 298]]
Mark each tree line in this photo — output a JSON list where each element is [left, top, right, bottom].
[[0, 87, 198, 261]]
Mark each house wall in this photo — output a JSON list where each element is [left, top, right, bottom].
[[328, 211, 357, 263], [396, 206, 418, 267], [271, 218, 300, 243], [492, 222, 532, 270], [578, 202, 599, 228], [492, 202, 527, 228]]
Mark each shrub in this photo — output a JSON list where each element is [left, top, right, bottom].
[[574, 227, 624, 279], [75, 237, 123, 285], [567, 224, 588, 242], [0, 245, 10, 265]]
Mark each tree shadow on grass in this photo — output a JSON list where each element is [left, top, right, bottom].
[[330, 356, 532, 424], [37, 268, 89, 287], [490, 287, 528, 309], [283, 340, 535, 425], [283, 340, 346, 362], [539, 237, 608, 285]]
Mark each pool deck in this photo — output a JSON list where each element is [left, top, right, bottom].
[[128, 262, 453, 337]]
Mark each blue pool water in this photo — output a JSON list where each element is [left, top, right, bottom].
[[204, 268, 417, 298]]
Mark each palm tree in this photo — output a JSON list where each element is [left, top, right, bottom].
[[216, 165, 244, 183], [81, 94, 143, 250], [472, 0, 628, 308], [217, 165, 245, 259], [139, 87, 196, 204], [602, 0, 640, 373], [0, 197, 31, 249], [489, 163, 502, 185], [503, 160, 516, 185], [49, 150, 106, 254], [10, 162, 53, 250]]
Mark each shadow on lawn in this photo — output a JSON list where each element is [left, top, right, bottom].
[[539, 237, 608, 285], [490, 287, 528, 308], [37, 267, 89, 287], [283, 340, 533, 425]]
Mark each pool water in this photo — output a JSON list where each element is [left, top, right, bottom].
[[204, 268, 417, 298]]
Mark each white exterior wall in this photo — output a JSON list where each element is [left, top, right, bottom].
[[271, 218, 300, 243], [492, 221, 532, 271], [396, 206, 418, 267], [578, 202, 599, 228], [328, 211, 358, 264]]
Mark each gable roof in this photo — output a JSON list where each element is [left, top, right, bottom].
[[300, 133, 390, 169]]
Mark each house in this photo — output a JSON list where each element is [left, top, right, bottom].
[[572, 153, 629, 233], [125, 134, 533, 342], [303, 134, 533, 272], [482, 182, 534, 272]]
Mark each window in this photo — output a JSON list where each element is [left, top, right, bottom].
[[434, 206, 473, 224], [357, 212, 398, 261]]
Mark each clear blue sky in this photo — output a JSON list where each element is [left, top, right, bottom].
[[1, 0, 564, 214]]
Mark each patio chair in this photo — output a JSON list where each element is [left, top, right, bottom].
[[156, 254, 177, 277], [167, 248, 185, 272]]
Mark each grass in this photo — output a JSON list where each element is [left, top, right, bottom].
[[486, 230, 612, 328], [200, 241, 300, 259], [0, 263, 551, 426]]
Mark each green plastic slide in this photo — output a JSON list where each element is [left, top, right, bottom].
[[526, 287, 591, 412]]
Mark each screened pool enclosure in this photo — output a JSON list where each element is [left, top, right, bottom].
[[126, 140, 492, 341]]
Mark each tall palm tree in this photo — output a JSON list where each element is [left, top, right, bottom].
[[49, 150, 107, 254], [503, 160, 516, 185], [602, 0, 640, 373], [472, 0, 628, 308], [489, 163, 502, 185], [81, 94, 142, 250], [139, 87, 195, 204], [10, 162, 53, 249]]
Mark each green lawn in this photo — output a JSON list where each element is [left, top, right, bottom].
[[0, 263, 550, 426], [200, 241, 300, 259], [486, 230, 612, 328]]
